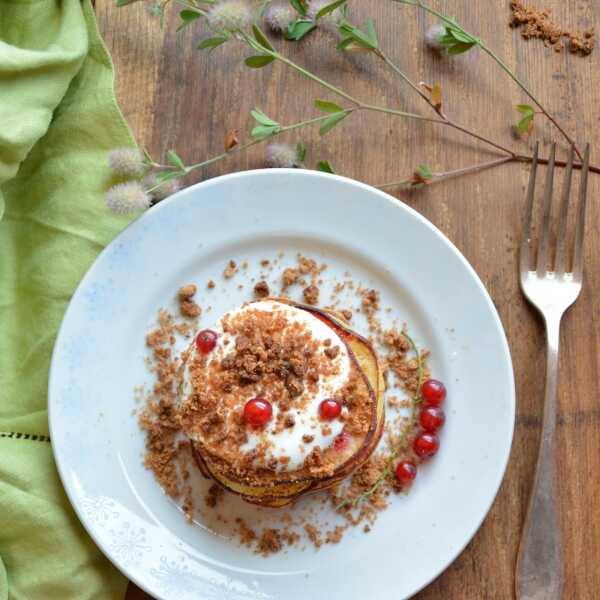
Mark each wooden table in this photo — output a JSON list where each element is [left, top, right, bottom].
[[97, 1, 600, 597]]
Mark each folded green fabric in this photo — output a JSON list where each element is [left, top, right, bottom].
[[0, 1, 137, 597]]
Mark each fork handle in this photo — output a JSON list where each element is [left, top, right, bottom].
[[516, 317, 563, 599]]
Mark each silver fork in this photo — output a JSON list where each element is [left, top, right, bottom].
[[516, 141, 590, 599]]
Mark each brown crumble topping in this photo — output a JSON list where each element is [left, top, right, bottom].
[[207, 280, 215, 289], [303, 284, 320, 305], [223, 260, 238, 279], [254, 280, 270, 298], [341, 309, 353, 321], [178, 284, 201, 318], [260, 259, 270, 267], [509, 1, 595, 55]]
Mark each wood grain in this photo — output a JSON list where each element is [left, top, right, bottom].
[[95, 1, 600, 598]]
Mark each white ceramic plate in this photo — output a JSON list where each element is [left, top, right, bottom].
[[49, 169, 514, 600]]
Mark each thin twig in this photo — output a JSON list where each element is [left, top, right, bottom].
[[392, 0, 583, 159]]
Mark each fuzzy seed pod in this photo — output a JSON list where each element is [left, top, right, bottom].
[[105, 181, 151, 214]]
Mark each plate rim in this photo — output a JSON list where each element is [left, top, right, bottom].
[[48, 168, 515, 599]]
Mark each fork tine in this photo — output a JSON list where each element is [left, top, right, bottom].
[[536, 143, 556, 276], [520, 142, 539, 275], [554, 145, 575, 277], [573, 143, 591, 280]]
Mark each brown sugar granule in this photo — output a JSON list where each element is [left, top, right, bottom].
[[257, 528, 283, 555], [178, 284, 201, 318], [260, 259, 270, 267], [254, 280, 270, 299], [302, 434, 315, 444], [303, 524, 323, 548], [236, 518, 257, 546], [303, 284, 320, 305], [509, 1, 595, 56], [363, 524, 371, 533], [284, 415, 295, 428], [325, 525, 346, 544], [205, 483, 224, 508], [324, 345, 340, 360], [207, 280, 215, 289], [223, 260, 238, 279], [341, 309, 353, 321], [282, 267, 300, 288], [178, 284, 196, 299]]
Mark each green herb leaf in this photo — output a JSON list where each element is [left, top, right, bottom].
[[290, 0, 308, 16], [314, 99, 343, 113], [365, 16, 378, 46], [251, 108, 279, 127], [516, 104, 534, 116], [319, 112, 347, 135], [338, 22, 377, 50], [116, 0, 140, 6], [515, 104, 535, 136], [166, 150, 185, 171], [296, 142, 306, 163], [416, 164, 432, 179], [154, 171, 182, 183], [316, 160, 335, 174], [177, 9, 202, 31], [315, 0, 346, 20], [197, 36, 228, 50], [446, 41, 477, 55], [245, 55, 275, 68], [251, 125, 281, 140], [285, 19, 316, 40], [253, 25, 275, 51]]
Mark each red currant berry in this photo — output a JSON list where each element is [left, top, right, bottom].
[[333, 430, 350, 451], [196, 329, 217, 354], [413, 432, 439, 459], [419, 406, 446, 432], [421, 379, 446, 407], [319, 399, 342, 420], [243, 397, 272, 427], [395, 460, 417, 484]]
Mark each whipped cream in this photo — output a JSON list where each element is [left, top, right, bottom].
[[183, 300, 351, 471]]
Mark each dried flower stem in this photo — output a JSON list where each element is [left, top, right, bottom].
[[393, 0, 583, 159], [376, 49, 516, 157], [377, 156, 514, 190]]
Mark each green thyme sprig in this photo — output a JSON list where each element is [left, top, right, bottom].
[[335, 329, 423, 512]]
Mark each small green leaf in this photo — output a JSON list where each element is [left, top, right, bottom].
[[316, 160, 335, 174], [251, 125, 281, 140], [446, 41, 476, 55], [338, 22, 377, 50], [197, 36, 228, 50], [365, 16, 377, 46], [154, 171, 182, 183], [285, 19, 316, 40], [315, 0, 346, 20], [116, 0, 140, 6], [416, 164, 432, 179], [251, 108, 279, 127], [516, 115, 533, 135], [447, 28, 475, 44], [314, 99, 343, 113], [177, 9, 202, 30], [290, 0, 308, 16], [253, 25, 275, 51], [516, 104, 534, 116], [166, 150, 185, 171], [296, 142, 306, 163], [319, 111, 347, 136], [245, 55, 275, 68]]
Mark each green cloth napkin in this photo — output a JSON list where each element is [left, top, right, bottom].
[[0, 0, 137, 597]]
